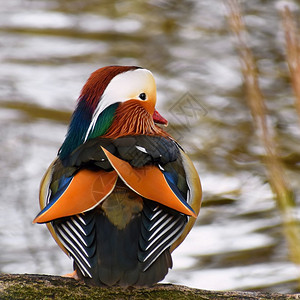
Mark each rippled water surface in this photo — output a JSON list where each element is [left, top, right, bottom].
[[1, 0, 300, 293]]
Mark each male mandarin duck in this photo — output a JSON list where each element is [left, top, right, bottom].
[[33, 66, 202, 287]]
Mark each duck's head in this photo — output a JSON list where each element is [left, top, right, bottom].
[[59, 66, 168, 160]]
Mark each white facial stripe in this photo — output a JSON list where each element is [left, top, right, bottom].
[[101, 68, 156, 110], [84, 68, 156, 141]]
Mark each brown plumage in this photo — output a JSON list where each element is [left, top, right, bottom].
[[104, 100, 169, 139]]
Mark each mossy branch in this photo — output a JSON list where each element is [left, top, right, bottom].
[[0, 274, 299, 300]]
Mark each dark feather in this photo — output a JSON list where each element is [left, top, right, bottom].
[[139, 200, 187, 271], [62, 135, 179, 169], [49, 134, 192, 287], [54, 202, 175, 286]]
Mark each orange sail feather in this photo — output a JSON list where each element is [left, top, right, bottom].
[[33, 169, 118, 223], [101, 147, 197, 218]]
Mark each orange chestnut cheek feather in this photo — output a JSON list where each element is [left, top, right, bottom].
[[126, 97, 168, 126], [128, 82, 156, 115], [130, 97, 156, 115]]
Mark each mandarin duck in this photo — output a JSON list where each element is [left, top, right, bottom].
[[33, 66, 202, 287]]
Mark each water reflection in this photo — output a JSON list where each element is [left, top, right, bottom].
[[0, 0, 300, 293]]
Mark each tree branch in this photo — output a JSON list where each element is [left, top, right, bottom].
[[0, 274, 299, 299]]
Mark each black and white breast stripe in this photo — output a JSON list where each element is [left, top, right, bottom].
[[53, 214, 96, 278], [139, 200, 187, 271], [53, 201, 187, 278]]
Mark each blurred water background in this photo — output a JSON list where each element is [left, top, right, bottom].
[[1, 0, 300, 293]]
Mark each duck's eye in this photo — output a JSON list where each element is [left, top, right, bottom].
[[139, 93, 147, 100]]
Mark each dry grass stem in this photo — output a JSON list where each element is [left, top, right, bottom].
[[226, 0, 300, 267], [281, 6, 300, 122]]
